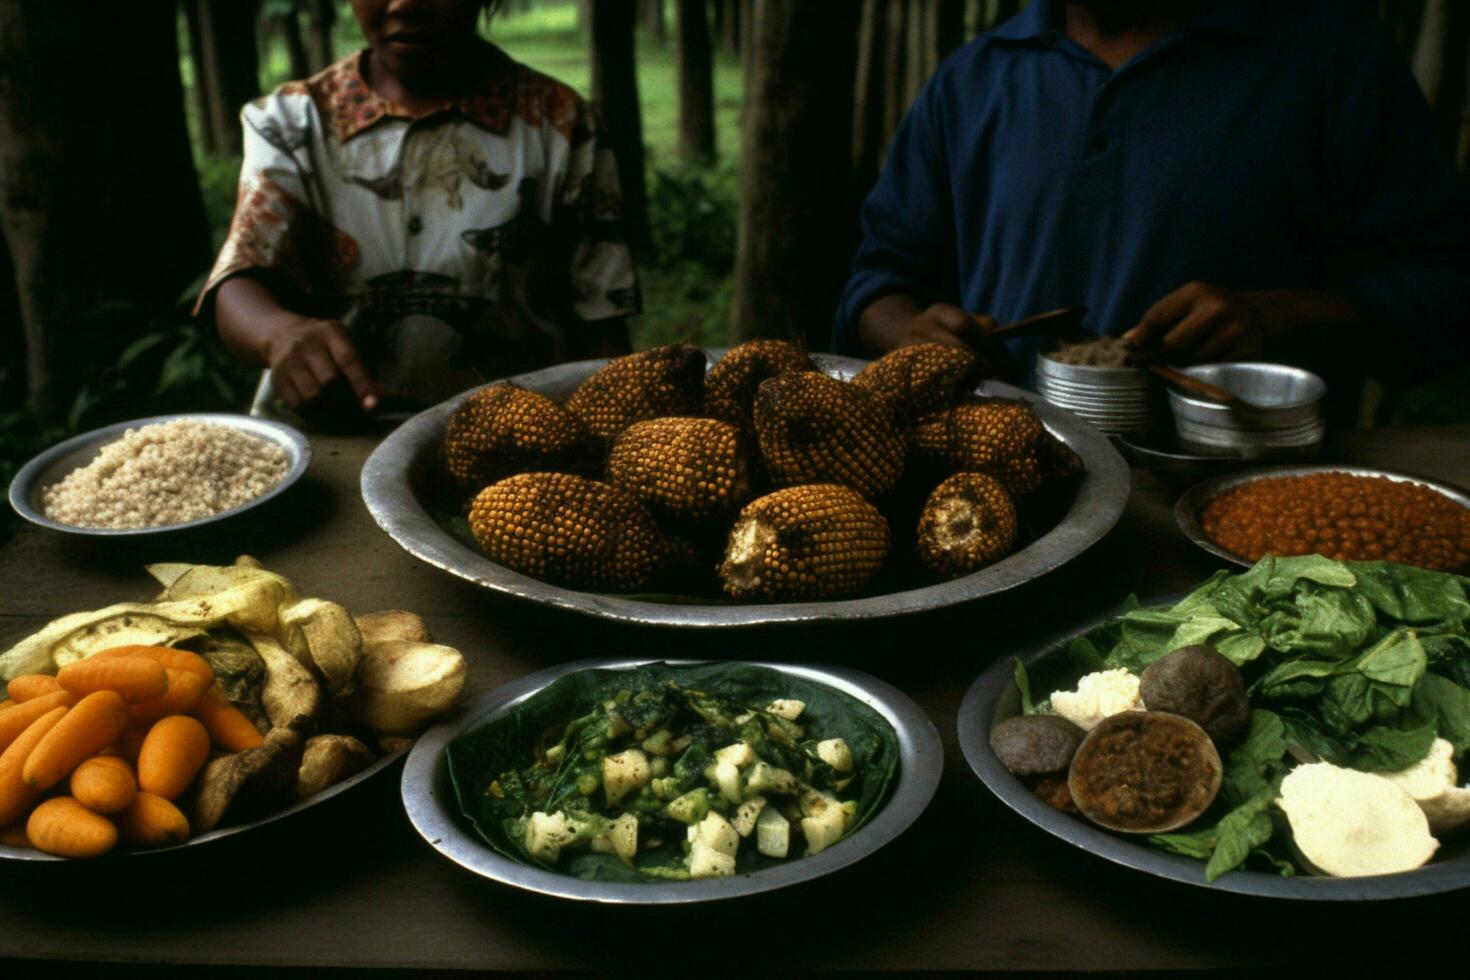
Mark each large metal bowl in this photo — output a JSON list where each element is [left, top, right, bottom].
[[9, 413, 311, 537], [360, 352, 1130, 628], [401, 656, 943, 904]]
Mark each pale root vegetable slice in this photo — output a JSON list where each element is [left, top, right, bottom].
[[116, 792, 190, 848], [279, 598, 363, 697], [354, 610, 431, 646], [23, 691, 129, 791], [26, 797, 118, 857], [1051, 669, 1144, 732], [346, 641, 466, 736], [1278, 762, 1439, 877], [0, 706, 69, 825], [241, 630, 321, 732], [137, 716, 212, 800], [57, 656, 168, 703], [6, 675, 63, 703], [69, 756, 138, 814], [295, 734, 375, 797], [0, 691, 76, 753], [191, 728, 303, 833], [1382, 738, 1470, 835], [191, 688, 266, 752]]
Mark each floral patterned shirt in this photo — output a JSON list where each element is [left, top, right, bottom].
[[200, 44, 639, 408]]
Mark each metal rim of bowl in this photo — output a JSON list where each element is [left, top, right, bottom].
[[7, 412, 312, 537], [957, 598, 1470, 899], [359, 352, 1132, 628], [400, 656, 944, 904], [1170, 363, 1327, 413], [1174, 463, 1470, 569]]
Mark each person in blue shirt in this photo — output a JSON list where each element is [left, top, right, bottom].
[[834, 0, 1470, 392]]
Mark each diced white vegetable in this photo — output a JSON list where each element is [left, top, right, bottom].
[[1051, 669, 1143, 731], [756, 806, 790, 858], [666, 789, 710, 824], [798, 789, 852, 856], [715, 741, 756, 767], [744, 761, 798, 796], [608, 813, 638, 865], [525, 811, 579, 862], [713, 760, 744, 803], [694, 812, 740, 856], [766, 699, 806, 720], [1278, 762, 1439, 877], [816, 737, 853, 773], [601, 749, 652, 805], [1383, 738, 1470, 834], [732, 796, 768, 837], [688, 842, 736, 878]]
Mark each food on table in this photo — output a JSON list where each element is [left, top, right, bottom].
[[916, 472, 1017, 578], [1044, 336, 1133, 368], [40, 418, 289, 529], [909, 398, 1074, 498], [988, 715, 1084, 777], [1050, 669, 1142, 732], [753, 371, 906, 501], [1277, 763, 1438, 876], [565, 343, 707, 443], [703, 338, 814, 436], [997, 555, 1470, 881], [444, 662, 899, 882], [467, 472, 672, 591], [851, 342, 985, 423], [1068, 712, 1222, 833], [606, 417, 752, 523], [1138, 645, 1250, 747], [0, 557, 464, 856], [443, 384, 592, 490], [1199, 471, 1470, 571], [719, 484, 890, 600]]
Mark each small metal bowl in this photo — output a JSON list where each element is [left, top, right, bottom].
[[8, 412, 311, 537], [1169, 364, 1325, 456], [1034, 355, 1158, 437]]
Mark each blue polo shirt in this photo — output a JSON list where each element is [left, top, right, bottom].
[[833, 0, 1470, 382]]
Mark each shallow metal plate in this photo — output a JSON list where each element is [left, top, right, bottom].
[[402, 657, 943, 904], [958, 600, 1470, 899], [9, 412, 312, 537], [361, 352, 1130, 627], [0, 745, 406, 861], [1175, 464, 1470, 569]]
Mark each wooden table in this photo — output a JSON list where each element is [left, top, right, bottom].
[[2, 426, 1467, 972]]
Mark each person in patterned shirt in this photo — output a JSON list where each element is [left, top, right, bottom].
[[200, 0, 640, 418]]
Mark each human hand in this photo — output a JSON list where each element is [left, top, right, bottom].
[[263, 316, 380, 411], [1123, 282, 1270, 364], [899, 303, 1000, 349]]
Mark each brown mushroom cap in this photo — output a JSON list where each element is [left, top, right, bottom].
[[1139, 645, 1251, 747], [990, 714, 1085, 777], [1068, 711, 1222, 834]]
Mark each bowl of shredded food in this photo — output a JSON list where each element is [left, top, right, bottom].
[[9, 414, 311, 537]]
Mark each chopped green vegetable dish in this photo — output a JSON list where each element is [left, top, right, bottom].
[[445, 663, 900, 882]]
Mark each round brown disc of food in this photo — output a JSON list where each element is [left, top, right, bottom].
[[1139, 645, 1251, 747], [1068, 711, 1222, 834], [990, 714, 1085, 777]]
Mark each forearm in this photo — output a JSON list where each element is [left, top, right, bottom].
[[857, 294, 927, 355], [215, 276, 303, 366]]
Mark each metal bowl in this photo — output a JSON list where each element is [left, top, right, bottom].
[[8, 413, 312, 537], [1175, 464, 1470, 569], [360, 352, 1130, 628], [0, 745, 406, 862], [1169, 364, 1325, 456], [958, 600, 1470, 899], [401, 657, 943, 904], [1034, 355, 1158, 436]]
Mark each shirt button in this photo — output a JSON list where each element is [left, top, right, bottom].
[[407, 214, 423, 235]]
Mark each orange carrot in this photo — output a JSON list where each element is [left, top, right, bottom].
[[129, 669, 210, 725], [0, 690, 76, 753], [7, 675, 64, 703], [96, 645, 214, 682], [23, 691, 129, 791], [69, 756, 138, 815], [137, 715, 211, 800], [0, 706, 68, 825], [116, 791, 191, 848], [57, 656, 168, 703], [0, 822, 30, 848], [26, 797, 118, 857], [192, 688, 265, 751]]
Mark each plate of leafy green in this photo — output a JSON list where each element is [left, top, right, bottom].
[[960, 555, 1470, 899], [401, 658, 942, 903]]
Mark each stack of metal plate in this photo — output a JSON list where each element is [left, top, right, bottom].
[[1167, 363, 1325, 456], [1034, 356, 1157, 437]]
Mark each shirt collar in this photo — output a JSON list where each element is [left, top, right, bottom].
[[307, 44, 519, 142], [988, 0, 1265, 44]]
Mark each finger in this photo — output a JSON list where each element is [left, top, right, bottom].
[[911, 320, 969, 348], [1124, 283, 1200, 349], [289, 364, 322, 404], [929, 307, 990, 347], [303, 346, 341, 390], [272, 370, 302, 409], [326, 331, 380, 410], [1194, 322, 1249, 364], [1156, 307, 1229, 360]]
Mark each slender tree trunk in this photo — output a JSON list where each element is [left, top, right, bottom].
[[852, 0, 887, 195], [643, 0, 667, 46], [181, 0, 219, 155], [675, 0, 716, 162], [720, 0, 742, 55], [881, 0, 908, 142], [966, 0, 984, 35], [590, 0, 650, 251], [905, 0, 928, 106], [1412, 0, 1470, 158], [731, 0, 861, 347], [0, 0, 211, 419], [274, 6, 311, 80], [934, 0, 965, 61], [197, 0, 261, 158], [307, 0, 336, 71]]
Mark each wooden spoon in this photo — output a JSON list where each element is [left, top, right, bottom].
[[987, 305, 1089, 343], [1143, 363, 1246, 407]]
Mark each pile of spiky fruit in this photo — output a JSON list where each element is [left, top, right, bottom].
[[0, 558, 465, 857], [445, 342, 1083, 602]]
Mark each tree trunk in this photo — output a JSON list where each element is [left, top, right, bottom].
[[966, 0, 984, 35], [721, 0, 742, 55], [0, 0, 212, 419], [273, 6, 311, 81], [731, 0, 861, 347], [675, 0, 716, 162], [197, 0, 261, 158], [905, 0, 928, 106], [934, 0, 965, 60], [851, 0, 887, 194], [307, 0, 336, 72], [643, 0, 667, 46], [1412, 0, 1470, 158], [881, 0, 908, 142], [590, 0, 650, 251], [181, 0, 219, 156]]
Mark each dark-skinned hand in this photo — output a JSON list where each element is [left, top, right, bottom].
[[264, 315, 380, 411], [1123, 281, 1270, 364]]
